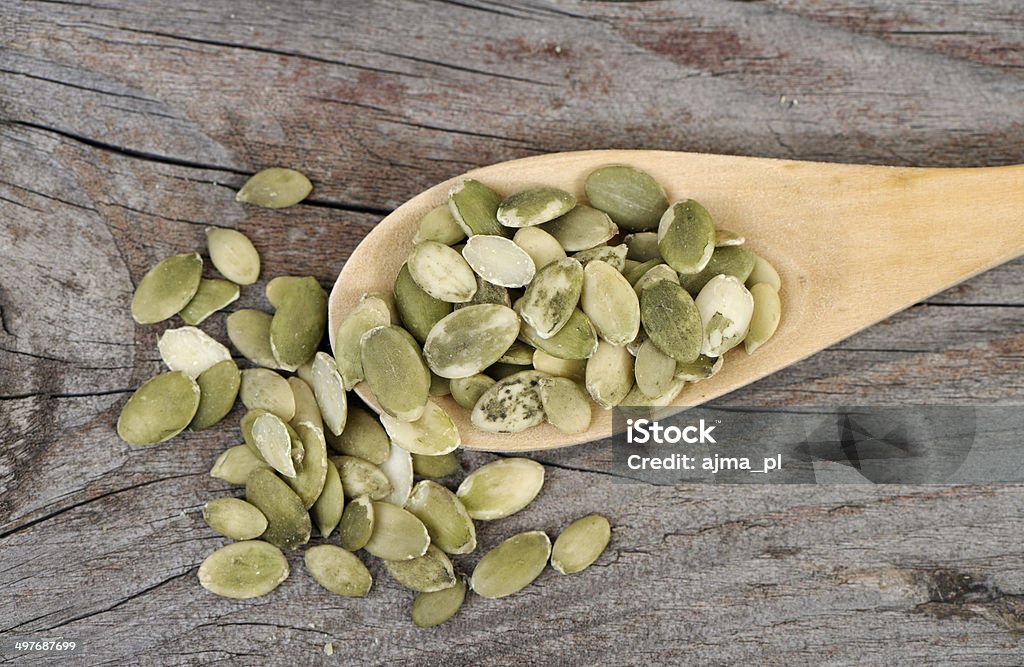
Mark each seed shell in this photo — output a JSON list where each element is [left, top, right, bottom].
[[239, 368, 296, 422], [311, 458, 344, 538], [424, 304, 520, 379], [412, 578, 467, 628], [269, 276, 326, 370], [408, 241, 478, 303], [551, 514, 611, 574], [305, 544, 373, 597], [205, 227, 260, 284], [519, 258, 584, 339], [497, 186, 576, 228], [414, 204, 467, 246], [406, 480, 477, 555], [363, 502, 431, 561], [540, 204, 618, 251], [456, 457, 545, 520], [158, 326, 232, 379], [117, 371, 200, 445], [470, 370, 548, 434], [581, 260, 641, 346], [326, 406, 390, 465], [236, 167, 312, 209], [745, 282, 781, 354], [640, 280, 703, 363], [385, 544, 457, 593], [512, 226, 566, 270], [244, 468, 311, 550], [381, 400, 461, 456], [131, 252, 203, 324], [338, 494, 375, 551], [332, 455, 392, 501], [461, 234, 536, 288], [584, 164, 668, 231], [360, 325, 430, 422], [658, 200, 716, 275], [198, 540, 288, 599], [226, 309, 278, 369], [471, 530, 551, 599], [394, 263, 453, 343], [190, 359, 241, 430], [178, 278, 240, 325], [210, 444, 270, 485], [537, 376, 592, 434], [448, 179, 507, 237], [585, 340, 635, 409], [203, 497, 268, 540]]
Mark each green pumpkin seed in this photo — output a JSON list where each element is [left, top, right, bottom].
[[326, 406, 390, 465], [287, 377, 323, 432], [158, 326, 232, 379], [308, 352, 347, 436], [620, 377, 686, 408], [331, 295, 391, 391], [519, 306, 598, 361], [406, 480, 476, 555], [585, 340, 634, 409], [695, 274, 754, 357], [412, 579, 466, 628], [245, 467, 311, 550], [519, 258, 583, 339], [573, 243, 628, 272], [623, 258, 664, 286], [470, 370, 548, 434], [240, 408, 269, 456], [364, 290, 401, 324], [361, 325, 430, 422], [332, 455, 392, 501], [203, 497, 268, 540], [411, 452, 462, 479], [305, 544, 373, 597], [385, 544, 457, 592], [190, 359, 240, 430], [117, 371, 200, 445], [746, 252, 781, 292], [551, 514, 611, 574], [471, 531, 551, 599], [269, 276, 326, 370], [447, 179, 506, 237], [131, 252, 203, 324], [581, 260, 641, 346], [512, 226, 566, 270], [251, 412, 296, 478], [584, 164, 668, 231], [364, 501, 430, 561], [198, 540, 288, 599], [537, 376, 591, 434], [715, 229, 745, 247], [338, 494, 375, 551], [486, 362, 525, 380], [678, 245, 755, 295], [531, 349, 586, 382], [429, 372, 451, 397], [540, 204, 618, 251], [226, 309, 278, 369], [236, 167, 312, 209], [624, 232, 661, 262], [449, 373, 496, 410], [205, 227, 260, 284], [634, 338, 676, 398], [674, 354, 723, 382], [632, 263, 679, 297], [499, 341, 534, 366], [461, 234, 536, 288], [379, 443, 414, 507], [456, 457, 544, 520], [178, 278, 240, 325], [408, 241, 478, 303], [640, 280, 703, 363], [264, 275, 303, 309], [745, 282, 781, 354], [240, 368, 296, 421], [311, 458, 344, 538], [458, 276, 511, 309], [658, 200, 716, 275], [423, 304, 520, 379], [414, 204, 467, 246], [210, 444, 270, 485], [287, 422, 328, 508], [622, 259, 641, 273], [497, 186, 576, 228], [381, 400, 460, 456]]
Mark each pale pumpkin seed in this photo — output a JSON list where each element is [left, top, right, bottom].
[[674, 354, 723, 382], [338, 494, 375, 551], [236, 167, 312, 209], [632, 263, 679, 297], [640, 280, 703, 363], [226, 309, 278, 369], [585, 340, 634, 409], [309, 352, 347, 436], [360, 325, 430, 422], [715, 229, 745, 247], [379, 443, 414, 507], [332, 455, 392, 501], [551, 514, 610, 574], [158, 326, 232, 379], [240, 408, 270, 456], [677, 245, 755, 295], [537, 376, 592, 434], [540, 204, 618, 251], [456, 457, 544, 520], [408, 241, 478, 303], [414, 204, 467, 246], [239, 368, 296, 422], [205, 227, 260, 284], [394, 264, 454, 344], [178, 278, 240, 325], [512, 226, 566, 270], [305, 544, 373, 597], [406, 480, 477, 555], [461, 234, 536, 288], [581, 260, 641, 346], [331, 295, 391, 390], [265, 275, 304, 309], [245, 468, 311, 550], [311, 458, 344, 538], [624, 232, 661, 262], [190, 359, 240, 430], [117, 371, 200, 445], [447, 179, 506, 237], [585, 165, 668, 231], [519, 258, 584, 339], [203, 497, 268, 540], [471, 531, 551, 599], [573, 243, 628, 272], [519, 306, 598, 361], [695, 274, 754, 357], [269, 276, 326, 370], [381, 400, 460, 456], [745, 282, 781, 354], [424, 304, 520, 379], [411, 452, 462, 479], [326, 406, 390, 465], [499, 341, 534, 366], [470, 371, 548, 434], [287, 376, 323, 432], [365, 290, 401, 323], [198, 540, 288, 599], [531, 349, 586, 382], [251, 412, 297, 478], [412, 578, 466, 628], [623, 258, 663, 286], [385, 544, 457, 592], [747, 252, 782, 292], [449, 373, 496, 410], [364, 501, 430, 561], [210, 444, 270, 485], [658, 199, 716, 275], [634, 338, 676, 398], [497, 186, 576, 228], [131, 252, 203, 324], [287, 422, 328, 508]]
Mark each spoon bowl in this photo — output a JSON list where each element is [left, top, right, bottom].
[[329, 150, 1024, 452]]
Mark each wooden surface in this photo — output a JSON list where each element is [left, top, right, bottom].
[[1, 1, 1023, 664]]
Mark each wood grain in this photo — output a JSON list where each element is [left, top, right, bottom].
[[1, 1, 1023, 664]]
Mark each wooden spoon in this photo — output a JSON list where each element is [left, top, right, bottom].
[[329, 150, 1024, 452]]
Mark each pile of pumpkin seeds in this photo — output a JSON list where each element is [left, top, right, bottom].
[[116, 167, 612, 628]]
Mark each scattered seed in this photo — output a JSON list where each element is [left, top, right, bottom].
[[338, 494, 375, 551], [265, 275, 304, 309], [240, 368, 296, 422], [305, 544, 373, 597], [551, 514, 611, 574], [361, 325, 430, 422], [624, 232, 661, 262], [178, 278, 240, 325], [203, 497, 268, 540], [674, 354, 723, 382], [519, 258, 584, 339], [394, 263, 453, 343], [236, 167, 312, 209], [287, 376, 323, 432], [269, 276, 326, 370], [449, 373, 497, 410], [326, 406, 390, 465], [117, 371, 200, 445], [190, 359, 240, 431], [381, 400, 461, 456], [745, 282, 781, 354], [210, 444, 270, 485], [205, 227, 260, 284], [457, 458, 544, 520], [198, 540, 288, 599], [623, 257, 664, 286], [251, 412, 297, 478], [584, 165, 668, 231], [715, 229, 745, 247], [332, 455, 392, 501], [287, 422, 328, 508], [378, 443, 414, 507], [227, 309, 279, 369], [363, 501, 430, 561], [460, 275, 512, 309], [158, 326, 232, 379], [632, 263, 679, 297], [634, 338, 676, 398], [573, 243, 628, 272], [518, 306, 599, 361], [678, 245, 755, 295], [471, 531, 551, 599], [412, 578, 467, 628], [331, 295, 391, 390], [411, 452, 462, 479], [244, 468, 311, 550], [531, 349, 586, 382], [131, 252, 203, 325], [311, 458, 344, 538], [406, 480, 477, 555], [385, 544, 457, 593], [308, 352, 347, 437], [747, 252, 782, 292]]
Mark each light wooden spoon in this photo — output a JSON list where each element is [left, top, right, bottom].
[[329, 150, 1024, 452]]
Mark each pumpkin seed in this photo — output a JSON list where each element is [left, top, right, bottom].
[[458, 275, 511, 309], [326, 406, 390, 465], [499, 341, 534, 366], [674, 354, 723, 382], [519, 306, 598, 361], [178, 278, 240, 325], [497, 186, 576, 228], [623, 258, 663, 286], [429, 372, 451, 397], [269, 276, 326, 370], [364, 501, 430, 561], [411, 452, 462, 479], [624, 232, 661, 262], [394, 263, 453, 343], [406, 480, 477, 555], [414, 204, 467, 246], [381, 400, 460, 456], [190, 359, 240, 430], [117, 371, 200, 445], [331, 295, 391, 390], [449, 373, 496, 410], [622, 259, 641, 273], [486, 362, 525, 381], [287, 422, 328, 508], [581, 260, 641, 346], [338, 494, 375, 551], [412, 578, 466, 628], [626, 328, 647, 357], [210, 444, 270, 485], [621, 377, 686, 408], [265, 275, 304, 309], [236, 167, 312, 208], [461, 234, 536, 288], [131, 252, 203, 324], [585, 165, 668, 231], [385, 544, 457, 592], [447, 179, 506, 237], [305, 544, 373, 597], [745, 282, 781, 354], [239, 408, 269, 456], [361, 325, 430, 422], [747, 252, 782, 292], [205, 227, 260, 284], [309, 352, 347, 436], [251, 412, 297, 478], [519, 258, 584, 339], [715, 229, 745, 247], [640, 280, 703, 363], [423, 304, 520, 379], [408, 241, 478, 303], [158, 326, 232, 379], [287, 376, 323, 432], [239, 368, 296, 421], [365, 290, 401, 323], [226, 309, 278, 369], [311, 458, 344, 538], [471, 531, 551, 599], [632, 263, 679, 297], [332, 455, 392, 501], [379, 443, 414, 507], [470, 370, 548, 434], [657, 199, 716, 276], [531, 349, 586, 382], [456, 457, 544, 520], [244, 467, 311, 550], [634, 338, 676, 398], [695, 274, 754, 357], [677, 245, 755, 295], [573, 243, 628, 272], [551, 514, 610, 574], [202, 497, 268, 540], [198, 540, 288, 599], [512, 226, 566, 270], [585, 340, 634, 409], [537, 376, 591, 434], [540, 204, 618, 251]]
